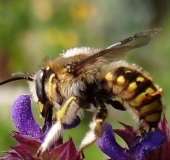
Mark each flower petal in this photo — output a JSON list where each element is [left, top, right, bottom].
[[130, 129, 165, 160], [51, 138, 78, 160], [96, 123, 130, 160], [2, 132, 49, 160], [11, 95, 43, 141], [114, 122, 134, 148], [63, 116, 81, 130], [12, 95, 81, 140]]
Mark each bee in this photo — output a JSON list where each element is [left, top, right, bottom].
[[0, 28, 163, 158]]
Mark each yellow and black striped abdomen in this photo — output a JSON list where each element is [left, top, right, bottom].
[[103, 63, 163, 132]]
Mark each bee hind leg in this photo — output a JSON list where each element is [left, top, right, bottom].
[[78, 106, 107, 152]]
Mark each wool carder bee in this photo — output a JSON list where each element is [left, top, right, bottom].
[[0, 28, 163, 158]]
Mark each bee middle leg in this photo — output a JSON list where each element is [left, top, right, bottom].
[[78, 105, 108, 152]]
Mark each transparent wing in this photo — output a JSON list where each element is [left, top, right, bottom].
[[73, 28, 161, 71], [106, 28, 161, 49]]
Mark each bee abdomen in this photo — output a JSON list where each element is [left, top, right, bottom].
[[103, 65, 163, 130]]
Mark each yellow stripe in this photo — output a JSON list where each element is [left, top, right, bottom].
[[134, 93, 146, 104], [136, 76, 144, 82], [145, 112, 161, 122], [134, 87, 155, 104], [145, 87, 155, 95], [125, 70, 131, 73], [127, 82, 137, 93], [140, 100, 160, 114], [105, 72, 113, 81]]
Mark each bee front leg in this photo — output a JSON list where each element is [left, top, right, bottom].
[[78, 106, 108, 152], [42, 107, 53, 133], [36, 96, 79, 159]]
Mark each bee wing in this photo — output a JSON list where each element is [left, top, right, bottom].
[[107, 28, 161, 49], [74, 28, 161, 71]]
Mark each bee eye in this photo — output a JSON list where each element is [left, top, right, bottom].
[[65, 64, 72, 69], [35, 69, 47, 104], [65, 64, 74, 73]]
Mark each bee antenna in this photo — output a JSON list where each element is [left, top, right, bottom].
[[0, 71, 34, 86], [11, 71, 34, 77]]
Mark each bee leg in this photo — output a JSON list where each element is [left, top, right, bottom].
[[37, 101, 54, 133], [78, 105, 107, 152], [42, 107, 53, 133], [36, 96, 78, 159], [109, 100, 126, 111]]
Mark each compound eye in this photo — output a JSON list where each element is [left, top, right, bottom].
[[65, 64, 74, 73], [35, 69, 47, 104]]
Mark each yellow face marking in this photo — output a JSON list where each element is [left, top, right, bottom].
[[117, 76, 125, 86], [48, 73, 55, 99], [145, 113, 161, 122], [105, 72, 113, 81], [140, 101, 160, 114], [127, 82, 137, 93], [136, 76, 145, 82], [46, 66, 50, 70]]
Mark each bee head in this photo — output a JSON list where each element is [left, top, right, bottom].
[[0, 67, 55, 106]]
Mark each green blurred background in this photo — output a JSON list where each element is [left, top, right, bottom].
[[0, 0, 170, 159]]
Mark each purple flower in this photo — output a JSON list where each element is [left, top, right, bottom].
[[11, 95, 81, 142], [1, 95, 81, 160], [96, 121, 167, 160], [11, 95, 43, 141], [1, 94, 169, 160]]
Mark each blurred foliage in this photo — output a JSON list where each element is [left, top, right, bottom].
[[0, 0, 170, 160]]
